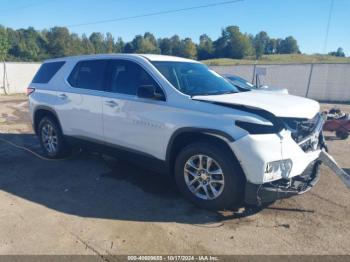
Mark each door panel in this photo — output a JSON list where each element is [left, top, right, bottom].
[[102, 59, 169, 159], [56, 90, 104, 140], [55, 59, 107, 140], [103, 94, 170, 159]]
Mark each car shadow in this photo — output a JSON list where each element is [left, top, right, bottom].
[[0, 133, 259, 225]]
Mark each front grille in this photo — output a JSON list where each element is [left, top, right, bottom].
[[283, 113, 324, 152]]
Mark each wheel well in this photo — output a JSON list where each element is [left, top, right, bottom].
[[33, 109, 61, 134], [167, 132, 241, 175]]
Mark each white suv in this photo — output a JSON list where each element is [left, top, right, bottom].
[[28, 54, 326, 210]]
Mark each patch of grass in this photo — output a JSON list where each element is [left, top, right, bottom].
[[202, 54, 350, 66]]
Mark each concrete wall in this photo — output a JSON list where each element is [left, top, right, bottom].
[[0, 62, 41, 94], [211, 63, 350, 102], [1, 62, 349, 102]]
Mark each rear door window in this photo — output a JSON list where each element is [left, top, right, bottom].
[[68, 60, 108, 91], [32, 61, 65, 83]]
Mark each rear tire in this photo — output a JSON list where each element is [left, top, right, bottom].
[[174, 142, 245, 210], [38, 116, 70, 158]]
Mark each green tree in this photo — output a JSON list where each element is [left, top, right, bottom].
[[129, 33, 160, 54], [5, 27, 48, 61], [275, 38, 283, 54], [5, 28, 20, 61], [70, 33, 85, 56], [123, 42, 134, 53], [105, 33, 115, 53], [19, 27, 42, 60], [179, 38, 197, 59], [115, 37, 125, 53], [142, 32, 160, 54], [213, 30, 227, 58], [89, 32, 105, 54], [158, 38, 172, 55], [214, 26, 253, 59], [197, 34, 214, 60], [278, 36, 300, 54], [170, 35, 182, 56], [266, 38, 277, 54], [0, 24, 304, 61], [46, 27, 72, 57], [130, 35, 143, 53], [0, 26, 10, 61], [81, 34, 94, 54], [329, 47, 345, 57], [253, 31, 270, 59]]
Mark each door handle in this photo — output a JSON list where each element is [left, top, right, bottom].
[[58, 93, 68, 100], [105, 100, 119, 108]]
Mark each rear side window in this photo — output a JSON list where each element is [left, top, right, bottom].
[[68, 60, 108, 91], [32, 61, 65, 83]]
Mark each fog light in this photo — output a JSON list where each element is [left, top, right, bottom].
[[264, 159, 293, 182]]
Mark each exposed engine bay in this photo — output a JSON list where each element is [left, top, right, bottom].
[[282, 113, 327, 152]]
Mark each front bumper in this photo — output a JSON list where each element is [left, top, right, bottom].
[[244, 160, 321, 206], [230, 133, 322, 185]]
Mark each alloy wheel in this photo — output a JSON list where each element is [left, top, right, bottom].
[[184, 154, 225, 200], [41, 123, 58, 154]]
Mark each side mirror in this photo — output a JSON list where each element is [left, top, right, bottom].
[[137, 84, 165, 101]]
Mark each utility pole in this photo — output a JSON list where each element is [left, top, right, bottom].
[[2, 60, 9, 95], [323, 0, 335, 54], [0, 30, 9, 95]]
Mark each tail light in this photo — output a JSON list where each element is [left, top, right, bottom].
[[27, 87, 35, 96]]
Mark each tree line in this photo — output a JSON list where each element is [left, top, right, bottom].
[[328, 47, 345, 57], [0, 25, 301, 62]]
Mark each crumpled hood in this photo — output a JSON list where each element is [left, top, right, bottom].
[[193, 92, 320, 119]]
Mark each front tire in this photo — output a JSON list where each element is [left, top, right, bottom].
[[38, 116, 70, 158], [174, 142, 245, 210]]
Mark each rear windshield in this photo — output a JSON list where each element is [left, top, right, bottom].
[[32, 61, 65, 83]]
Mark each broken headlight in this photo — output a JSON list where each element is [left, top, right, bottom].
[[264, 159, 293, 182]]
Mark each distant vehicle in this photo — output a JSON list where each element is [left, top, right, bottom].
[[223, 74, 289, 94]]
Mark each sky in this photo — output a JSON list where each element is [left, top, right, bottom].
[[0, 0, 349, 55]]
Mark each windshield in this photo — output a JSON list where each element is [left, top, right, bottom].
[[152, 61, 239, 96]]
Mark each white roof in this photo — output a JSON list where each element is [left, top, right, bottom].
[[140, 54, 199, 63], [45, 54, 199, 63]]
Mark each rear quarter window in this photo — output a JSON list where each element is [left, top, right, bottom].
[[32, 61, 65, 83]]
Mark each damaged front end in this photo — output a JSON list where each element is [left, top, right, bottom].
[[194, 95, 333, 206], [245, 160, 321, 206], [244, 113, 327, 206], [283, 113, 327, 153]]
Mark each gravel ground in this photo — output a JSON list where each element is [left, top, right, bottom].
[[0, 94, 349, 255]]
